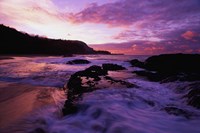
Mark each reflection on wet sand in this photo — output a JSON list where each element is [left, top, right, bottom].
[[0, 81, 65, 131]]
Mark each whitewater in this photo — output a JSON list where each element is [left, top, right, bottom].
[[0, 55, 200, 133]]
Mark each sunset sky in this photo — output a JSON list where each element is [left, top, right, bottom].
[[0, 0, 200, 55]]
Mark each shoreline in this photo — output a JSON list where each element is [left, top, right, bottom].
[[0, 81, 64, 130]]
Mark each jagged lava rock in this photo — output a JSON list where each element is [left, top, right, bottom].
[[67, 65, 108, 100], [63, 64, 138, 116]]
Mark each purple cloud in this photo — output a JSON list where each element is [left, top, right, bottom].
[[68, 0, 200, 27], [69, 0, 200, 52]]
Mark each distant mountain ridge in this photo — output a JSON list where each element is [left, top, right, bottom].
[[0, 24, 110, 55]]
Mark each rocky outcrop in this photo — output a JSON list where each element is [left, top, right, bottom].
[[66, 65, 107, 100], [183, 82, 200, 109], [144, 54, 200, 73], [63, 64, 137, 115], [129, 59, 145, 68], [95, 50, 111, 55], [162, 106, 193, 119], [67, 59, 91, 64], [187, 90, 200, 109], [131, 54, 200, 110], [0, 56, 14, 60], [131, 54, 200, 82], [102, 63, 126, 71], [63, 54, 74, 57], [133, 71, 166, 82], [62, 100, 78, 116]]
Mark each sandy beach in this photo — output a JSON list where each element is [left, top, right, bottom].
[[0, 81, 64, 130]]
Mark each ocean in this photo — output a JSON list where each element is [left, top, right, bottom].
[[0, 55, 200, 133]]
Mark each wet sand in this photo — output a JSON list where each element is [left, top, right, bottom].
[[0, 81, 63, 130]]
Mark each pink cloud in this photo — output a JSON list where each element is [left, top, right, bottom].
[[90, 39, 200, 55], [0, 0, 59, 19], [181, 31, 199, 40], [113, 30, 161, 42]]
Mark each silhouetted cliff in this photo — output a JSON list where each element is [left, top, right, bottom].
[[0, 24, 110, 55]]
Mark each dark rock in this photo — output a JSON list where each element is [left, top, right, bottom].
[[102, 63, 126, 71], [172, 82, 200, 109], [120, 81, 137, 88], [67, 75, 83, 100], [134, 71, 200, 83], [71, 65, 107, 81], [132, 54, 200, 82], [187, 96, 200, 109], [161, 73, 200, 83], [63, 54, 73, 57], [29, 128, 46, 133], [95, 50, 111, 55], [180, 74, 200, 82], [163, 106, 192, 119], [104, 76, 138, 88], [133, 71, 167, 82], [64, 65, 138, 116], [143, 100, 155, 106], [62, 100, 78, 116], [67, 65, 108, 100], [145, 54, 200, 74], [0, 56, 14, 60], [64, 65, 109, 116], [86, 65, 108, 76], [185, 84, 200, 109], [179, 82, 200, 92], [160, 75, 180, 83], [187, 88, 200, 99], [67, 59, 91, 64], [129, 59, 145, 68]]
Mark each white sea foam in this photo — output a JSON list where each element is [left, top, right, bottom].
[[22, 81, 200, 133], [0, 55, 200, 133]]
